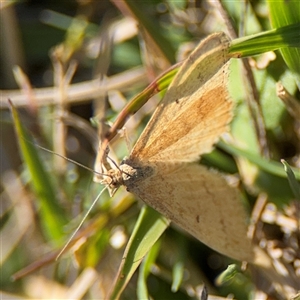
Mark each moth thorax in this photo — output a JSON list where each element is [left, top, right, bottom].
[[120, 162, 154, 190], [120, 163, 138, 182]]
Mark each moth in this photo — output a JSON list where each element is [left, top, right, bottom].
[[101, 32, 253, 262]]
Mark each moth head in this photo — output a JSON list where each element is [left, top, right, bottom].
[[100, 168, 124, 196]]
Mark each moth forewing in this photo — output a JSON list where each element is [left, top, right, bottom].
[[129, 32, 232, 163]]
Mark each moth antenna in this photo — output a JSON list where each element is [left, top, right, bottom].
[[22, 139, 114, 258], [23, 137, 112, 179], [56, 186, 108, 260], [106, 155, 120, 170]]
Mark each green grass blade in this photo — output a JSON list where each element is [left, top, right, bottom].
[[171, 234, 187, 293], [268, 0, 300, 78], [215, 264, 239, 286], [9, 101, 67, 241], [109, 206, 170, 299], [137, 239, 161, 299], [219, 141, 300, 181], [229, 22, 300, 57], [281, 160, 300, 200]]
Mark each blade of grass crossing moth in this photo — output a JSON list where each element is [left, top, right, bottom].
[[9, 101, 67, 241], [96, 23, 300, 170], [97, 23, 300, 170], [109, 206, 169, 299], [267, 1, 300, 80], [109, 23, 300, 146]]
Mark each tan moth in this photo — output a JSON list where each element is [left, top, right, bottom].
[[101, 32, 253, 262]]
